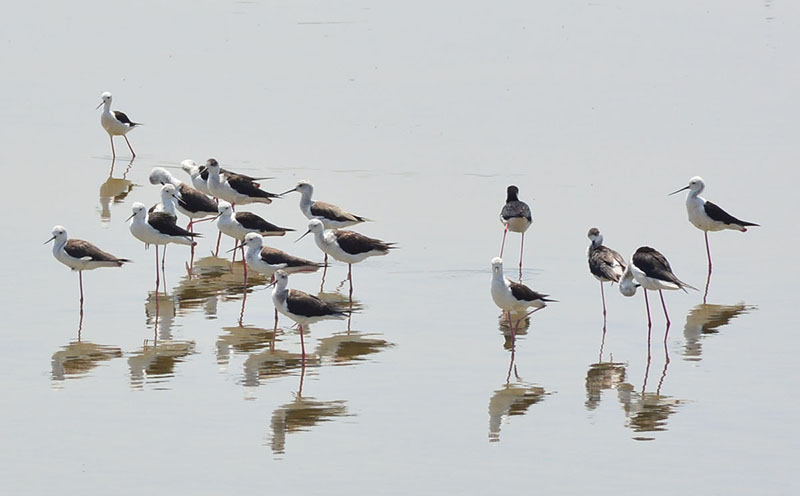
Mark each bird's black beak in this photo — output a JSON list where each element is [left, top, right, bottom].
[[225, 246, 239, 254], [266, 279, 277, 289], [125, 213, 136, 222], [279, 187, 297, 197], [95, 101, 103, 110], [43, 235, 56, 245], [295, 229, 311, 243], [669, 185, 690, 196]]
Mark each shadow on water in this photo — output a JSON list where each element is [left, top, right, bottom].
[[488, 351, 548, 443], [617, 323, 682, 441], [51, 313, 122, 383], [683, 302, 756, 362], [128, 290, 196, 390], [99, 159, 135, 224], [267, 363, 350, 456]]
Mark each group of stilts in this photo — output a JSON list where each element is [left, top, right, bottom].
[[490, 177, 758, 349], [48, 92, 396, 360], [491, 179, 758, 355], [50, 92, 759, 359]]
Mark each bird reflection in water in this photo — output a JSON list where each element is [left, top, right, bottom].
[[488, 351, 547, 442], [315, 312, 391, 365], [128, 289, 195, 390], [616, 325, 682, 441], [51, 312, 122, 383], [217, 324, 276, 368], [99, 159, 134, 224], [268, 362, 350, 456], [173, 256, 267, 318], [585, 315, 628, 410], [497, 311, 530, 350], [243, 347, 316, 388], [145, 290, 176, 341], [682, 302, 755, 361]]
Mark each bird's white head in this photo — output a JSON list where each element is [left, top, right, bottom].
[[127, 202, 147, 221], [204, 158, 220, 173], [96, 92, 112, 109], [161, 183, 178, 200], [270, 269, 289, 290], [149, 167, 172, 186], [307, 218, 324, 233], [45, 225, 68, 245], [670, 176, 706, 197], [180, 159, 198, 176], [217, 201, 233, 215], [491, 257, 504, 276], [587, 227, 603, 247], [619, 265, 638, 297], [280, 179, 312, 197], [296, 218, 324, 242], [243, 232, 263, 248]]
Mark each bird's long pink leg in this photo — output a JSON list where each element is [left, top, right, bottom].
[[79, 272, 85, 316], [348, 264, 353, 303], [659, 289, 671, 328], [214, 231, 222, 257], [123, 135, 136, 158], [643, 289, 651, 328], [299, 324, 306, 362], [600, 280, 607, 319], [705, 231, 712, 276], [500, 224, 508, 257], [241, 243, 247, 283], [519, 231, 525, 274], [154, 245, 160, 295], [109, 135, 116, 160]]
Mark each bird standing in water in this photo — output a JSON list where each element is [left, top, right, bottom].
[[499, 185, 532, 275], [97, 92, 140, 159]]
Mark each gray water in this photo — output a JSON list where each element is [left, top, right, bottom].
[[2, 1, 798, 494]]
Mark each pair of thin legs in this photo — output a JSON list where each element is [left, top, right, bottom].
[[500, 225, 526, 274], [109, 134, 136, 160]]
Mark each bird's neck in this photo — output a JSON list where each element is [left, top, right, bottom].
[[299, 190, 313, 205]]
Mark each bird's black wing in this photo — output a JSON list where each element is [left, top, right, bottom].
[[178, 185, 218, 214], [112, 110, 139, 126], [260, 247, 320, 268], [64, 239, 128, 263], [286, 289, 345, 318], [704, 201, 759, 227], [334, 230, 395, 255], [310, 201, 365, 223], [509, 280, 552, 303], [235, 212, 292, 233], [148, 212, 201, 237], [226, 175, 278, 200], [589, 246, 624, 282]]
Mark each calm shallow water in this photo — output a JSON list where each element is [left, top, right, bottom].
[[2, 1, 799, 494]]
